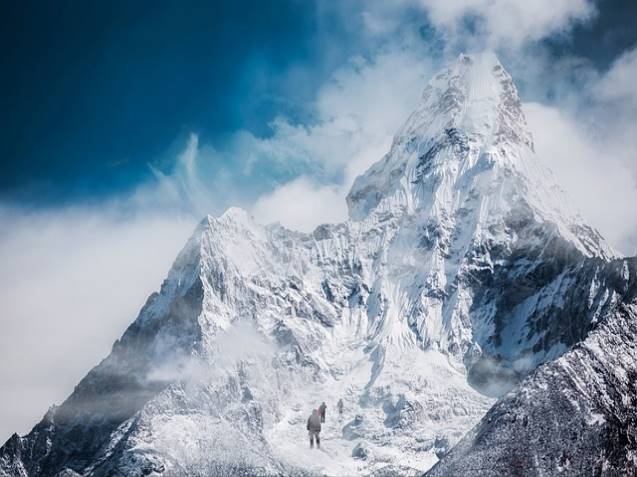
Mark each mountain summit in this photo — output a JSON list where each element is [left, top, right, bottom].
[[1, 53, 632, 477], [348, 52, 611, 257]]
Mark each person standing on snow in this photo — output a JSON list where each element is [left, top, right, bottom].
[[337, 398, 343, 419], [318, 402, 327, 423], [307, 409, 322, 449]]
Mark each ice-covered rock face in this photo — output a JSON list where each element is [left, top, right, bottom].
[[342, 53, 615, 370], [427, 264, 637, 476], [346, 52, 611, 259], [347, 52, 530, 221], [1, 53, 629, 477], [403, 52, 532, 148]]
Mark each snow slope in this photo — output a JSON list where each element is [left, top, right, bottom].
[[0, 52, 626, 477]]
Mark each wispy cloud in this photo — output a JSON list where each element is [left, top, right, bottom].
[[526, 102, 637, 255], [595, 47, 637, 106], [0, 203, 194, 441], [359, 0, 596, 49], [150, 47, 434, 230], [524, 45, 637, 255]]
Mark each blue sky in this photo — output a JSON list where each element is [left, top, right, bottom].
[[1, 0, 635, 206], [1, 0, 637, 443], [1, 1, 329, 201]]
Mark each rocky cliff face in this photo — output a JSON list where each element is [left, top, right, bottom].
[[1, 52, 629, 477], [426, 259, 637, 476]]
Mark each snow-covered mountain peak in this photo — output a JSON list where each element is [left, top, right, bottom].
[[409, 50, 529, 144], [346, 51, 536, 222], [0, 52, 626, 477], [346, 52, 614, 260], [201, 206, 262, 240], [216, 206, 253, 224]]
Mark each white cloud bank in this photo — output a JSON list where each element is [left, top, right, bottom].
[[252, 177, 345, 232], [0, 206, 194, 441], [358, 0, 595, 49], [420, 0, 595, 47], [525, 45, 637, 255], [525, 102, 637, 255], [246, 49, 434, 230], [595, 47, 637, 106]]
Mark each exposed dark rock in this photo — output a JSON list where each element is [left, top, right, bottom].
[[427, 298, 637, 477]]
